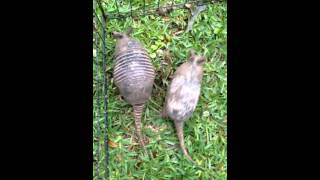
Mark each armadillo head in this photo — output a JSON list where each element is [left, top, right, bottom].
[[186, 49, 206, 82], [188, 49, 206, 66], [112, 28, 134, 56], [112, 27, 133, 40]]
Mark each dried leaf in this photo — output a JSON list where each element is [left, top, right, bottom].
[[108, 140, 118, 148], [173, 30, 184, 36], [147, 125, 160, 133], [203, 111, 210, 117], [163, 16, 170, 22], [185, 3, 192, 9]]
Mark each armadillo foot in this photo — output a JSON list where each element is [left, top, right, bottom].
[[160, 108, 168, 119]]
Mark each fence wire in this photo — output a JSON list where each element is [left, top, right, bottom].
[[93, 0, 215, 179], [93, 0, 108, 179], [100, 0, 213, 19]]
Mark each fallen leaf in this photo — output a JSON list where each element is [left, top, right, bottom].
[[185, 3, 192, 9], [156, 49, 163, 56], [163, 17, 170, 22], [108, 140, 118, 148], [147, 125, 160, 133], [173, 30, 184, 36], [203, 111, 210, 117]]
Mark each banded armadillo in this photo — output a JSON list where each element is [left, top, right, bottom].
[[112, 28, 155, 154], [162, 49, 205, 162]]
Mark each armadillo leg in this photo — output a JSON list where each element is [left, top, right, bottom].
[[161, 106, 168, 118], [133, 104, 148, 155], [161, 99, 169, 119], [174, 121, 195, 163]]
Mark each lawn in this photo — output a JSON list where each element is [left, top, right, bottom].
[[94, 0, 227, 179]]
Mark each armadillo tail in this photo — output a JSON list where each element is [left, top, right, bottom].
[[174, 121, 195, 163], [133, 104, 148, 155]]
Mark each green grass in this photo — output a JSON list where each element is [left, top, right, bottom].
[[94, 1, 227, 179]]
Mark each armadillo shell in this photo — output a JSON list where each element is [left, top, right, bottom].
[[113, 39, 155, 105]]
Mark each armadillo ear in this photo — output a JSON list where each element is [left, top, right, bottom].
[[197, 56, 206, 65], [188, 49, 196, 58], [112, 32, 123, 39], [126, 27, 133, 36]]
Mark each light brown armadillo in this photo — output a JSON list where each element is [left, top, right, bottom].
[[162, 49, 205, 163], [112, 28, 155, 154]]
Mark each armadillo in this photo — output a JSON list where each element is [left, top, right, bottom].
[[112, 28, 155, 154], [162, 49, 205, 163]]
